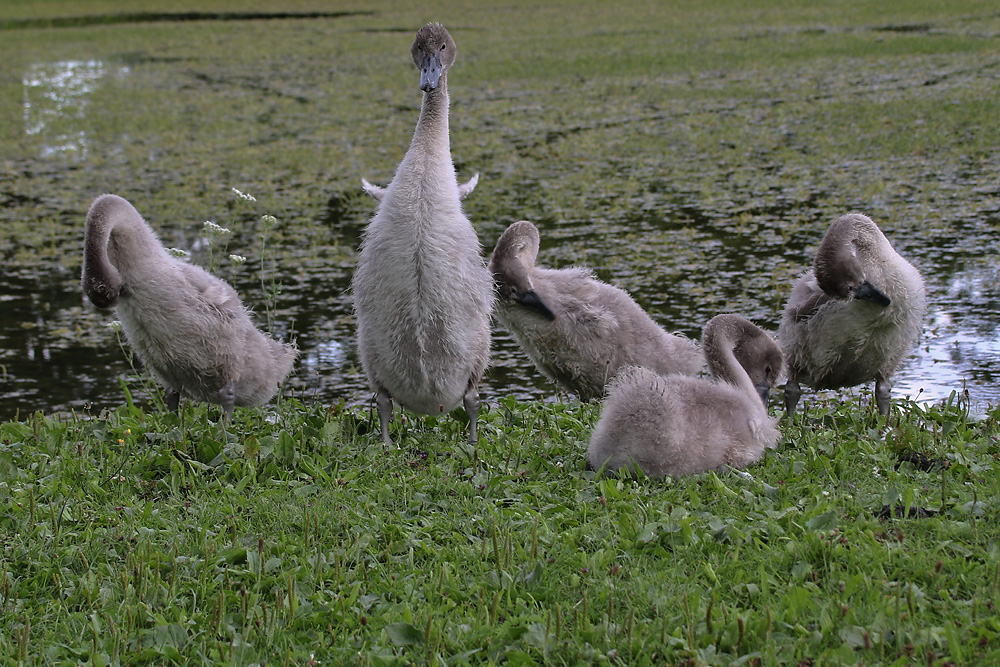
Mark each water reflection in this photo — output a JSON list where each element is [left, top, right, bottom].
[[23, 59, 126, 157], [893, 264, 1000, 412], [3, 254, 1000, 421]]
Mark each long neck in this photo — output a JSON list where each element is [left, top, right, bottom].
[[83, 206, 124, 308], [408, 77, 452, 169], [704, 326, 758, 400], [82, 197, 166, 308]]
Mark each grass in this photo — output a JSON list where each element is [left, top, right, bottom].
[[3, 391, 1000, 665]]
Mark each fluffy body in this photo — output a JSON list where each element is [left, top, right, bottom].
[[82, 194, 296, 416], [489, 220, 702, 401], [779, 212, 926, 417], [587, 314, 783, 478], [352, 23, 492, 445]]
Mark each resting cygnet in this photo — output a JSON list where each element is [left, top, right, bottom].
[[488, 220, 702, 401], [352, 23, 493, 446], [587, 314, 783, 478], [82, 194, 297, 417], [778, 212, 926, 418]]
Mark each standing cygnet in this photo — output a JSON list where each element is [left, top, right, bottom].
[[82, 194, 297, 417], [352, 23, 492, 446], [587, 314, 783, 478], [779, 212, 926, 419], [488, 220, 702, 402]]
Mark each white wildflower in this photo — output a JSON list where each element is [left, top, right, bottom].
[[167, 247, 190, 259], [260, 214, 278, 228], [232, 187, 256, 202], [228, 254, 247, 265], [203, 220, 231, 236], [106, 320, 123, 333]]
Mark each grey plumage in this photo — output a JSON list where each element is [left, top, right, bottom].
[[362, 173, 479, 202], [587, 314, 783, 478], [82, 194, 296, 417], [489, 220, 702, 401], [778, 212, 927, 418], [352, 23, 493, 446]]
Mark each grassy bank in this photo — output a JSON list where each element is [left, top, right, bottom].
[[2, 393, 1000, 665]]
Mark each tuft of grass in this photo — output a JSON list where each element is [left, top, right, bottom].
[[2, 394, 1000, 664]]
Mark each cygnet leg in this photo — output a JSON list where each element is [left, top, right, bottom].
[[219, 381, 236, 420], [727, 468, 755, 482], [784, 378, 801, 421], [463, 385, 480, 446], [375, 388, 394, 448], [165, 388, 180, 413], [874, 377, 892, 416]]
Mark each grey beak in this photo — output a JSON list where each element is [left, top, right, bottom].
[[419, 51, 443, 92], [854, 280, 891, 307], [755, 381, 771, 407], [518, 289, 556, 321]]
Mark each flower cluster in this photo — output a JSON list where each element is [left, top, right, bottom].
[[231, 187, 257, 202]]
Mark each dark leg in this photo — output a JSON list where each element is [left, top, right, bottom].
[[219, 381, 236, 420], [463, 384, 480, 446], [784, 375, 801, 421], [874, 377, 892, 416], [375, 388, 394, 448], [165, 388, 180, 413]]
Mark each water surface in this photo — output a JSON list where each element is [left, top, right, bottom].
[[1, 7, 998, 420]]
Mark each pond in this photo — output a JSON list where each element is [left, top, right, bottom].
[[1, 5, 999, 422]]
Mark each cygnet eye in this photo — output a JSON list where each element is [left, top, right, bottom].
[[440, 44, 447, 50]]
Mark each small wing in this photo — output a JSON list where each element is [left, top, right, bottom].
[[361, 178, 385, 201], [457, 173, 480, 200]]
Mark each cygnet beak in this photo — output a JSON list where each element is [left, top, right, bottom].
[[419, 51, 443, 92], [853, 280, 891, 307]]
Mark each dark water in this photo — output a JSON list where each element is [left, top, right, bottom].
[[2, 16, 999, 421]]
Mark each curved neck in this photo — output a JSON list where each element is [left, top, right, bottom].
[[704, 324, 757, 400], [83, 205, 124, 308], [82, 197, 165, 308]]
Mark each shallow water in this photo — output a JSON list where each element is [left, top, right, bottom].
[[1, 9, 999, 421]]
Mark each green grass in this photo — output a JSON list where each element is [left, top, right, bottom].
[[3, 392, 1000, 665]]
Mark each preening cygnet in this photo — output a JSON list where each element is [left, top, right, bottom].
[[352, 23, 493, 446], [778, 212, 926, 418], [82, 194, 296, 417], [488, 220, 702, 401], [587, 314, 783, 478]]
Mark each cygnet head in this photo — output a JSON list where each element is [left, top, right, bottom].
[[412, 22, 457, 92], [82, 194, 135, 310], [722, 316, 784, 405], [814, 213, 891, 307], [489, 220, 555, 321]]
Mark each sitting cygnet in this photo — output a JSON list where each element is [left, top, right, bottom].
[[489, 220, 702, 401], [779, 212, 926, 419], [587, 314, 783, 478], [82, 194, 297, 417]]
